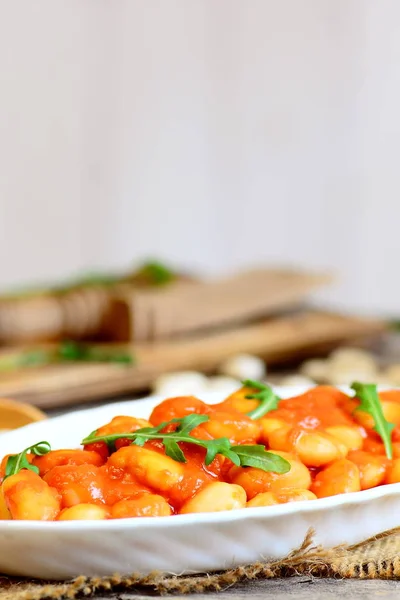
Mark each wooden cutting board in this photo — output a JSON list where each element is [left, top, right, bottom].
[[0, 310, 385, 409], [0, 267, 331, 344], [109, 268, 332, 341]]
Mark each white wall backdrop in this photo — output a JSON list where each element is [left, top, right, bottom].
[[0, 0, 399, 315]]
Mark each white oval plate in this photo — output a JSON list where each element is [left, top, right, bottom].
[[0, 386, 400, 580]]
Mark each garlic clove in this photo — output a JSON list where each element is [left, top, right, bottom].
[[153, 371, 209, 397], [328, 347, 377, 374], [327, 363, 378, 386], [299, 359, 329, 383], [206, 376, 241, 395], [218, 354, 266, 382], [384, 364, 400, 387], [279, 375, 315, 387], [372, 375, 393, 389]]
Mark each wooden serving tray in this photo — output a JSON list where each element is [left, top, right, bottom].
[[0, 310, 385, 409], [109, 268, 332, 341], [0, 267, 330, 345]]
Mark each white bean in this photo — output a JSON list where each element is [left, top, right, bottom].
[[58, 504, 108, 521], [180, 482, 246, 514]]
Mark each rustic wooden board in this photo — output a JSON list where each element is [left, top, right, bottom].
[[110, 268, 332, 341], [89, 578, 400, 599], [0, 310, 385, 409], [0, 268, 331, 345]]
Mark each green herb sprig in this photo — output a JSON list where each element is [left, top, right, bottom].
[[351, 382, 395, 459], [4, 441, 51, 480], [81, 414, 290, 474], [0, 341, 134, 372], [57, 341, 133, 365], [242, 379, 280, 420], [128, 260, 175, 286]]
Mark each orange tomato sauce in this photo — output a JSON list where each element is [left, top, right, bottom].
[[0, 386, 398, 520]]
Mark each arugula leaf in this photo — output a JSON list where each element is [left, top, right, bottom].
[[132, 261, 175, 286], [81, 415, 208, 453], [81, 414, 290, 474], [0, 349, 51, 372], [232, 445, 289, 473], [0, 342, 134, 372], [242, 379, 280, 419], [4, 441, 51, 480], [58, 341, 134, 365], [351, 382, 395, 459], [203, 438, 239, 466], [82, 414, 208, 452], [163, 439, 187, 462], [173, 414, 209, 435]]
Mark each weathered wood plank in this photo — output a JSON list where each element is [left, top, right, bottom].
[[0, 310, 384, 409], [90, 577, 400, 599]]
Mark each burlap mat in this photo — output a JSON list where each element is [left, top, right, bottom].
[[1, 528, 400, 599]]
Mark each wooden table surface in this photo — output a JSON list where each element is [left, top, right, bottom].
[[89, 578, 400, 599]]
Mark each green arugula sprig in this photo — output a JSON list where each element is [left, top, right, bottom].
[[243, 379, 280, 420], [57, 341, 133, 365], [81, 414, 290, 474], [0, 341, 134, 372], [4, 441, 52, 480], [351, 382, 395, 459], [130, 261, 175, 286]]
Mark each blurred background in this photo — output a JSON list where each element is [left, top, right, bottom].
[[1, 1, 400, 423], [1, 0, 399, 313]]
